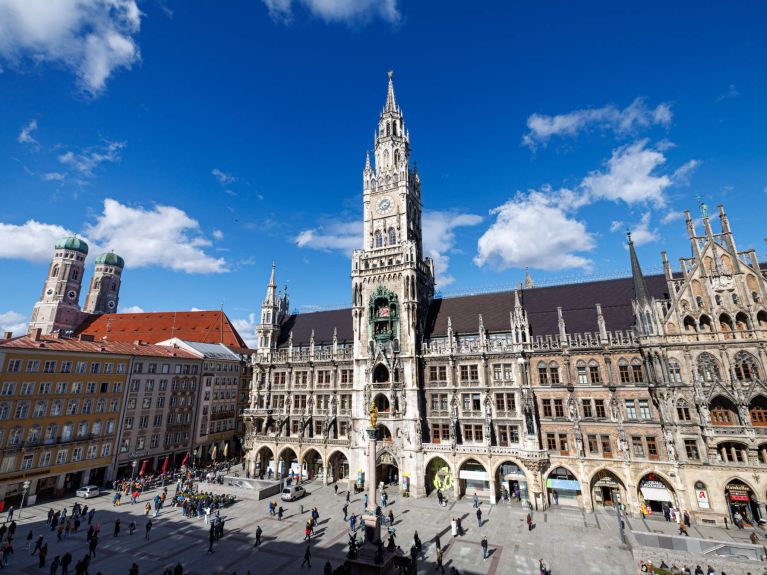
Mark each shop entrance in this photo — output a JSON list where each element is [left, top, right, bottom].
[[546, 466, 582, 507], [458, 459, 490, 499], [495, 461, 528, 503], [376, 451, 399, 486], [590, 470, 625, 509], [425, 457, 452, 496], [638, 473, 676, 514], [725, 480, 760, 526]]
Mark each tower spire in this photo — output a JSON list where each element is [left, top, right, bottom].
[[384, 70, 398, 113], [265, 262, 277, 305], [627, 232, 650, 306]]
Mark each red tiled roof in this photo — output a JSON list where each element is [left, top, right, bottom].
[[0, 335, 199, 359], [75, 311, 247, 348]]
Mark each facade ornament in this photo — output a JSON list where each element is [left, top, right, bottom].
[[369, 401, 378, 427], [663, 427, 677, 462]]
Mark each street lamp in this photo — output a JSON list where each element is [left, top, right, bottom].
[[18, 480, 30, 520], [131, 460, 138, 480]]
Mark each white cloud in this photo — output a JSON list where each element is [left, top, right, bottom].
[[422, 211, 482, 287], [580, 140, 671, 207], [58, 140, 125, 177], [84, 199, 228, 274], [475, 191, 595, 271], [42, 172, 66, 181], [661, 210, 685, 225], [523, 98, 672, 149], [671, 159, 700, 185], [0, 311, 28, 336], [18, 119, 38, 146], [212, 229, 224, 240], [263, 0, 400, 24], [231, 313, 259, 348], [296, 220, 362, 253], [0, 0, 142, 95], [0, 220, 74, 262], [211, 168, 235, 186], [121, 305, 144, 313]]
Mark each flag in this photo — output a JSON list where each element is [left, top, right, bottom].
[[139, 460, 148, 477], [161, 456, 170, 474], [210, 444, 217, 460], [181, 452, 189, 467], [223, 442, 229, 458]]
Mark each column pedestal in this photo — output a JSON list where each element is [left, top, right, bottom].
[[362, 427, 381, 544]]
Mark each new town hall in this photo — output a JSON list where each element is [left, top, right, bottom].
[[243, 73, 767, 527]]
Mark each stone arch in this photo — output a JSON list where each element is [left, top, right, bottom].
[[252, 444, 275, 478], [709, 395, 739, 426], [276, 445, 299, 479], [699, 314, 713, 332], [300, 447, 324, 481], [456, 457, 491, 499], [375, 423, 393, 443], [749, 394, 767, 427], [589, 467, 627, 509], [373, 363, 389, 383], [424, 455, 453, 496], [735, 311, 751, 332], [372, 392, 391, 414], [719, 313, 735, 338], [724, 477, 760, 525], [492, 458, 532, 503], [544, 464, 583, 507], [733, 351, 760, 381], [326, 448, 350, 483], [757, 310, 767, 328], [683, 315, 697, 332], [635, 469, 678, 513]]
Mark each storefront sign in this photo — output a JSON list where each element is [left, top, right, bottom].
[[696, 489, 710, 509], [459, 470, 489, 481], [727, 485, 751, 502], [639, 479, 666, 489], [729, 493, 750, 502]]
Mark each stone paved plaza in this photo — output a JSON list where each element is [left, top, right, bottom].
[[5, 470, 642, 575]]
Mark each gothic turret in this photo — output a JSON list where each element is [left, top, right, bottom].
[[628, 232, 657, 337], [83, 252, 124, 315], [256, 263, 287, 351]]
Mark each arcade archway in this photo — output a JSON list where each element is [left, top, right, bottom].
[[301, 448, 323, 481], [637, 472, 677, 514], [458, 458, 490, 499], [277, 446, 299, 480], [253, 446, 274, 479], [590, 469, 626, 509], [425, 456, 452, 496], [327, 450, 349, 484], [725, 480, 760, 526], [376, 451, 399, 486], [495, 460, 528, 504], [546, 466, 582, 507]]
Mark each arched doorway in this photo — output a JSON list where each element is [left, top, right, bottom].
[[546, 466, 582, 507], [725, 480, 760, 526], [373, 363, 389, 383], [425, 456, 452, 496], [376, 423, 392, 443], [373, 393, 391, 415], [277, 447, 299, 480], [458, 458, 490, 499], [495, 460, 528, 504], [327, 450, 349, 484], [637, 472, 677, 514], [302, 448, 323, 481], [590, 469, 625, 509], [254, 446, 275, 479], [376, 451, 399, 487]]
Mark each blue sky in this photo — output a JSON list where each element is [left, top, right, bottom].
[[1, 0, 766, 344]]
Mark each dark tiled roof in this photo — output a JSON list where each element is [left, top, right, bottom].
[[276, 308, 354, 348], [275, 274, 670, 344], [427, 274, 669, 337], [76, 311, 247, 348]]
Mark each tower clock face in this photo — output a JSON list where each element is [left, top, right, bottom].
[[107, 300, 116, 309], [377, 196, 393, 215], [67, 290, 77, 300], [46, 289, 54, 296]]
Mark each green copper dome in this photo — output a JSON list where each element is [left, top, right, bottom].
[[95, 252, 125, 268], [54, 236, 89, 255]]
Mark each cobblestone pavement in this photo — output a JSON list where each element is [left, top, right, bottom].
[[6, 477, 639, 575]]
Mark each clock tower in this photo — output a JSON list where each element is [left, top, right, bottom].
[[351, 72, 435, 496]]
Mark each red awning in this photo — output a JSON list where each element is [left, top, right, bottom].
[[139, 460, 148, 477], [161, 456, 170, 474], [729, 494, 750, 502]]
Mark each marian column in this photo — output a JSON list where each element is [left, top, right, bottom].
[[363, 402, 381, 543]]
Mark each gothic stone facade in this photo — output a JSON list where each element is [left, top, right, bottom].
[[243, 74, 767, 525]]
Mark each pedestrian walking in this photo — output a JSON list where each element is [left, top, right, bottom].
[[472, 493, 478, 509], [414, 530, 422, 553], [476, 508, 482, 527], [25, 530, 33, 550], [207, 525, 215, 554], [346, 491, 350, 504], [539, 558, 550, 575], [5, 506, 13, 523], [481, 535, 488, 560], [334, 484, 338, 496], [678, 523, 689, 536], [173, 562, 183, 575], [278, 506, 284, 521], [388, 509, 394, 526], [61, 552, 72, 575], [305, 525, 311, 541], [324, 560, 332, 575], [343, 503, 348, 521], [255, 525, 262, 547], [129, 562, 139, 575], [129, 520, 136, 536], [89, 535, 98, 558], [363, 494, 368, 509], [526, 512, 533, 531], [32, 535, 44, 555], [301, 544, 311, 568], [50, 555, 60, 575], [434, 533, 441, 550], [145, 520, 152, 539], [39, 542, 48, 568]]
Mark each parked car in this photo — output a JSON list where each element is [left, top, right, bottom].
[[75, 485, 100, 498], [281, 485, 306, 501]]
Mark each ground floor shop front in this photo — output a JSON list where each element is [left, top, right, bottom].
[[0, 464, 109, 509]]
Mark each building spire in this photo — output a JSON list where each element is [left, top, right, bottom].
[[384, 70, 398, 113], [627, 232, 650, 305], [264, 262, 277, 305], [523, 267, 534, 289]]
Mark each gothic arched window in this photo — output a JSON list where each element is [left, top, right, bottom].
[[71, 269, 79, 280], [676, 399, 691, 421], [374, 230, 383, 248], [696, 352, 721, 383], [386, 122, 391, 137], [733, 351, 760, 381], [111, 282, 117, 292], [668, 360, 682, 383], [388, 228, 396, 245], [51, 265, 59, 277], [394, 149, 400, 166]]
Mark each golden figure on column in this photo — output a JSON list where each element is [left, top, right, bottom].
[[369, 401, 378, 428]]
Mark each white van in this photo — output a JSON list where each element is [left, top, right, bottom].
[[76, 485, 100, 498], [281, 485, 306, 501]]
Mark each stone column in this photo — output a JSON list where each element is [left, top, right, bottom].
[[367, 429, 377, 512]]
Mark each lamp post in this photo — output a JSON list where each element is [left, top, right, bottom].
[[131, 460, 138, 480], [18, 480, 30, 520]]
